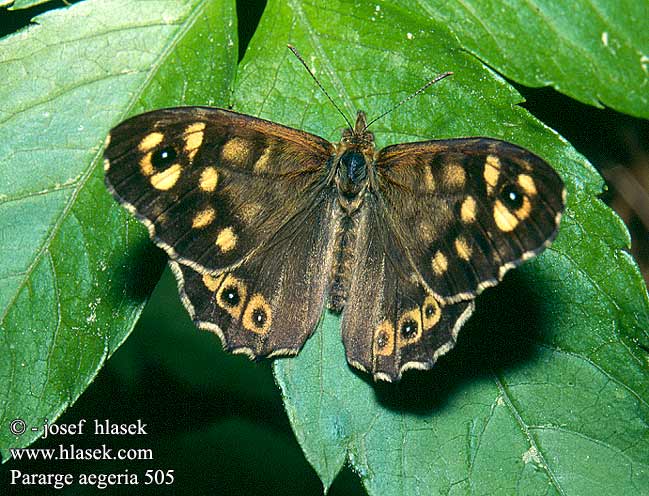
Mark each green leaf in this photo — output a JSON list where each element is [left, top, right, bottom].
[[395, 0, 649, 119], [230, 0, 648, 493], [0, 0, 237, 457], [4, 0, 55, 10]]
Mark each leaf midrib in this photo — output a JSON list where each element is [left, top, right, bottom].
[[0, 0, 210, 327]]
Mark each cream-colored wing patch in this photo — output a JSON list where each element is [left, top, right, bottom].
[[140, 152, 155, 176], [460, 195, 477, 223], [199, 167, 219, 192], [253, 146, 273, 173], [192, 207, 216, 229], [484, 155, 501, 195], [442, 163, 466, 189], [138, 132, 164, 152], [422, 166, 436, 191], [493, 196, 532, 232], [454, 236, 472, 261], [432, 250, 448, 276], [215, 227, 237, 252], [517, 174, 537, 196], [184, 122, 206, 160], [221, 137, 251, 166], [150, 164, 182, 191]]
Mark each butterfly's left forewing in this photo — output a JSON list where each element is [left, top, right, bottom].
[[373, 138, 566, 302], [342, 138, 565, 381]]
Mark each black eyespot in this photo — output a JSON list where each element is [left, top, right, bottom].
[[425, 305, 435, 318], [252, 308, 267, 327], [500, 183, 524, 209], [221, 286, 240, 307], [377, 332, 388, 349], [152, 146, 177, 169], [400, 319, 418, 339]]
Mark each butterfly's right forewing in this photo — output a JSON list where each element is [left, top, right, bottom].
[[105, 107, 339, 358], [104, 107, 335, 275]]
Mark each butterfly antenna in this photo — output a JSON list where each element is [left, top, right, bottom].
[[287, 44, 354, 130], [363, 71, 454, 131]]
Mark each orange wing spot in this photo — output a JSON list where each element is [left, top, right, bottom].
[[202, 273, 224, 292], [215, 274, 247, 319], [242, 293, 273, 334], [422, 294, 441, 330], [397, 308, 422, 346], [374, 320, 395, 356]]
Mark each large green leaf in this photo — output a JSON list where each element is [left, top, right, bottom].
[[0, 0, 237, 457], [228, 0, 647, 493], [2, 0, 55, 10], [396, 0, 649, 119]]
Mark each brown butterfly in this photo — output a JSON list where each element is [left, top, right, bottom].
[[104, 68, 565, 382]]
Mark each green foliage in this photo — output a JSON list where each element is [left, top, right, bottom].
[[0, 0, 237, 456], [1, 0, 648, 494], [396, 0, 649, 119]]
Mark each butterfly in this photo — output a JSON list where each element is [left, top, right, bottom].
[[104, 91, 565, 382]]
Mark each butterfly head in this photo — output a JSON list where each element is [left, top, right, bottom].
[[341, 111, 374, 148]]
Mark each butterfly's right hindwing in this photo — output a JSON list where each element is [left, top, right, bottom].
[[170, 189, 340, 358]]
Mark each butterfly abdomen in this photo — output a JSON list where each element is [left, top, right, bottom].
[[328, 213, 363, 313]]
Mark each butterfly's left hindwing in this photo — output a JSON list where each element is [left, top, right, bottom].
[[341, 204, 475, 381]]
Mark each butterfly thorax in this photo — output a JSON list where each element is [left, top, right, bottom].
[[334, 111, 376, 214]]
